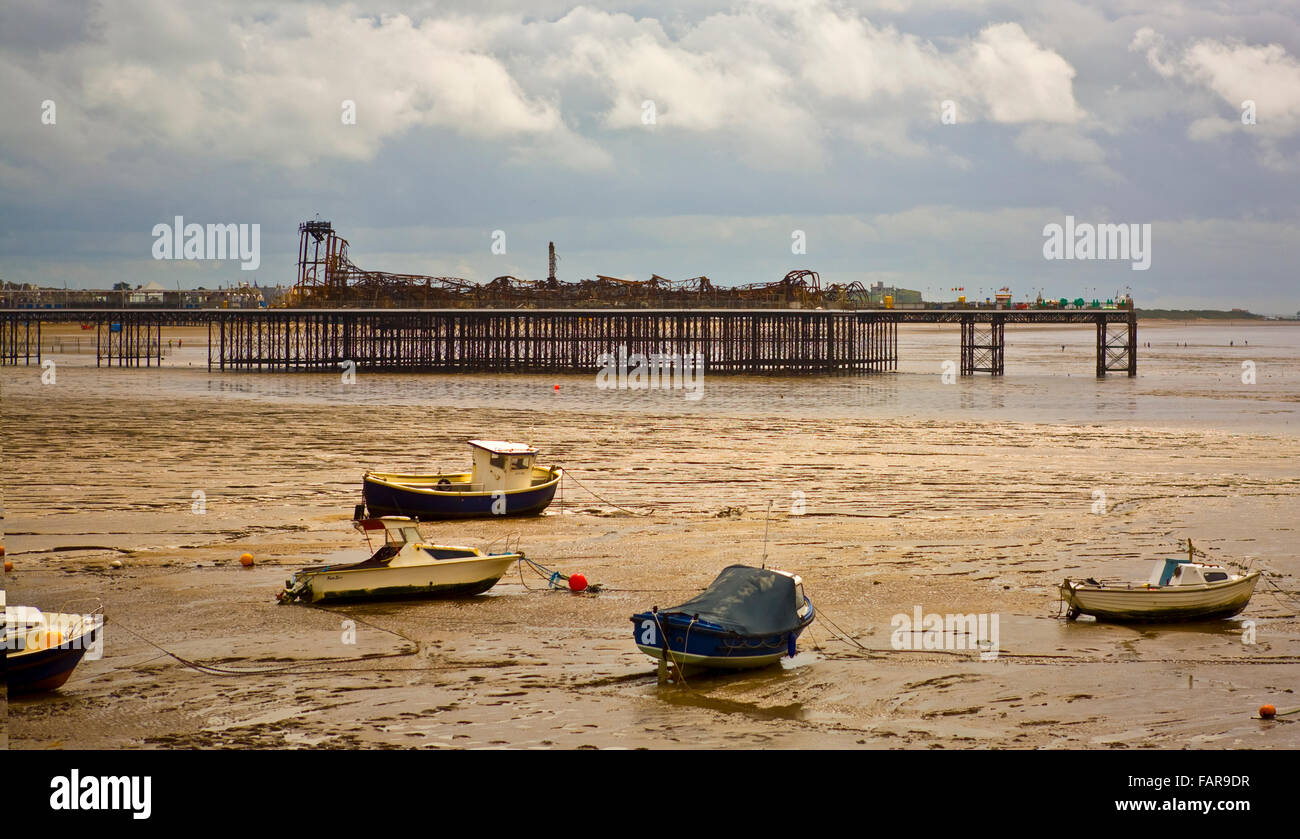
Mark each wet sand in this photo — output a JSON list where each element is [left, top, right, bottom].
[[4, 323, 1300, 749]]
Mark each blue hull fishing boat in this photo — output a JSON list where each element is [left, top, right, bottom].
[[363, 440, 561, 520], [4, 600, 103, 694], [631, 565, 815, 671]]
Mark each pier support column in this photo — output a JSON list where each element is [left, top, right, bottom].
[[1128, 306, 1138, 377], [1096, 314, 1137, 377], [1095, 319, 1106, 378], [960, 315, 1004, 375], [97, 313, 162, 367], [0, 314, 40, 365]]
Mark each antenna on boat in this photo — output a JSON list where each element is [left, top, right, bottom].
[[761, 500, 772, 570]]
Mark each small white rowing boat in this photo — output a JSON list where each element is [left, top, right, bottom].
[[279, 517, 521, 604], [1060, 541, 1259, 623]]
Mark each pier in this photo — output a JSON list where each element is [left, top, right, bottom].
[[0, 307, 1137, 377]]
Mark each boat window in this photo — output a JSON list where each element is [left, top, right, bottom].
[[1204, 572, 1229, 582], [510, 456, 529, 470], [400, 527, 421, 544], [490, 454, 506, 469]]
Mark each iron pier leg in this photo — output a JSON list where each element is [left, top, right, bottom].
[[1128, 307, 1138, 377], [1096, 319, 1107, 378]]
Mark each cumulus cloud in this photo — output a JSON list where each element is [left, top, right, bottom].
[[1132, 27, 1300, 166], [0, 0, 1095, 177], [2, 1, 605, 172]]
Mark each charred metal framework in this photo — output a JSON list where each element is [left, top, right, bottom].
[[292, 220, 857, 309], [2, 308, 1137, 377]]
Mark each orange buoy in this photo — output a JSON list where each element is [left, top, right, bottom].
[[239, 552, 255, 567], [0, 543, 5, 556], [1260, 704, 1277, 719], [4, 559, 12, 572], [568, 573, 588, 592], [28, 629, 63, 650]]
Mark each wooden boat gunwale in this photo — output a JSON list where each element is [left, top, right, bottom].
[[363, 465, 560, 498]]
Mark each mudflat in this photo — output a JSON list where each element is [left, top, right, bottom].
[[4, 323, 1299, 749]]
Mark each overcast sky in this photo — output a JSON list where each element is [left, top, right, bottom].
[[1, 1, 1298, 312]]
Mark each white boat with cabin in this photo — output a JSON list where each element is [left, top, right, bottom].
[[278, 517, 522, 604], [1060, 542, 1260, 622]]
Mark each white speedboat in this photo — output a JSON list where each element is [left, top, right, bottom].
[[278, 517, 521, 604], [1061, 543, 1259, 623]]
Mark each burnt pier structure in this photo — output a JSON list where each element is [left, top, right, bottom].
[[2, 307, 1137, 377]]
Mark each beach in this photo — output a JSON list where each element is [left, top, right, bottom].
[[4, 320, 1299, 749]]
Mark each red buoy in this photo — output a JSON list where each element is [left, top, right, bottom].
[[554, 384, 560, 391], [568, 573, 588, 592]]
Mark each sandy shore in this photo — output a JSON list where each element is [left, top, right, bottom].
[[5, 364, 1299, 749]]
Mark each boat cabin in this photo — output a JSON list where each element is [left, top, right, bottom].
[[1148, 559, 1233, 587], [773, 569, 811, 619], [468, 440, 539, 493], [352, 517, 485, 561], [356, 516, 422, 548]]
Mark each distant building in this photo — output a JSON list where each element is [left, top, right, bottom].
[[867, 281, 922, 305], [128, 282, 166, 305]]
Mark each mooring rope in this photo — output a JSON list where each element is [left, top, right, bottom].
[[110, 607, 419, 677], [559, 467, 654, 516]]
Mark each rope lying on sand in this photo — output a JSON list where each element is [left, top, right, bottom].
[[111, 609, 419, 677], [1260, 573, 1300, 610], [558, 467, 653, 517]]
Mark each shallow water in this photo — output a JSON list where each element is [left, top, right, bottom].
[[30, 321, 1300, 433]]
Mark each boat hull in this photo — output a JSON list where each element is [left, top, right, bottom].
[[630, 601, 815, 671], [7, 626, 99, 694], [363, 468, 560, 520], [293, 554, 518, 604], [1060, 571, 1259, 622]]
